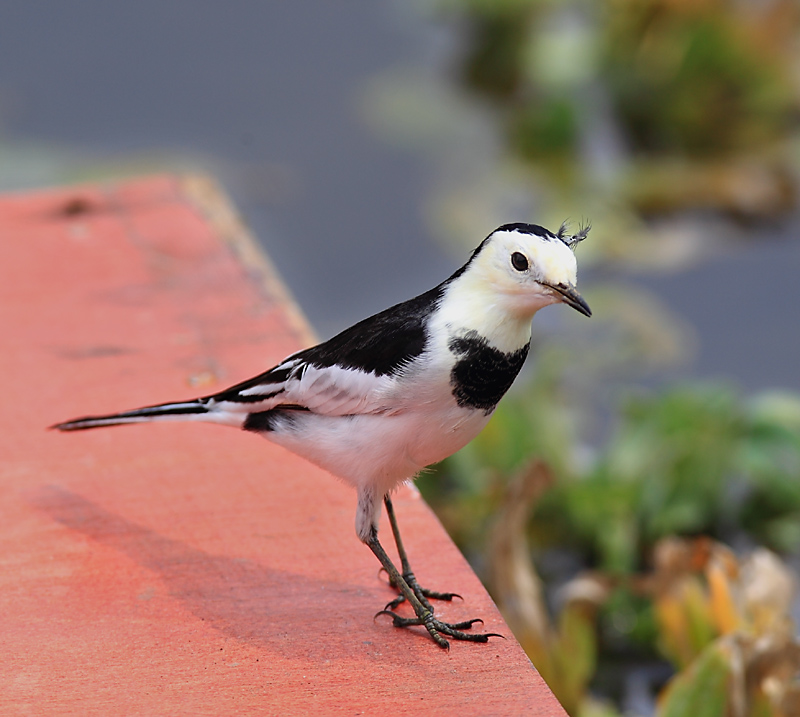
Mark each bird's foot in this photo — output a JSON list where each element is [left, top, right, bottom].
[[368, 516, 500, 648], [381, 568, 461, 613], [375, 610, 503, 649]]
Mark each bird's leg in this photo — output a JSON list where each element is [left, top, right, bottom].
[[382, 495, 461, 612], [366, 525, 499, 648]]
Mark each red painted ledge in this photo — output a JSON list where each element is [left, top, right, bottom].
[[0, 174, 566, 715]]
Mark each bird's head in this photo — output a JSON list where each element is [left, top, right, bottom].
[[466, 222, 591, 319]]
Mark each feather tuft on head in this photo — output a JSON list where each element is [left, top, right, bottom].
[[556, 221, 591, 250]]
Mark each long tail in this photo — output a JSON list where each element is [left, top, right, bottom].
[[51, 399, 215, 431]]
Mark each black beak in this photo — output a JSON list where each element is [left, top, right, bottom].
[[545, 282, 592, 317]]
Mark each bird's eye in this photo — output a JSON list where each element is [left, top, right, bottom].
[[511, 252, 529, 272]]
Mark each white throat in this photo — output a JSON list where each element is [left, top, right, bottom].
[[429, 270, 539, 354]]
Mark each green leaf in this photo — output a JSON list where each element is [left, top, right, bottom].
[[657, 642, 732, 717]]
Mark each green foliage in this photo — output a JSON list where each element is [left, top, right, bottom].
[[650, 543, 800, 716], [602, 2, 796, 156], [448, 0, 799, 161], [408, 0, 800, 237], [560, 386, 745, 571], [657, 642, 731, 717], [422, 380, 800, 714], [428, 382, 800, 575], [739, 395, 800, 551]]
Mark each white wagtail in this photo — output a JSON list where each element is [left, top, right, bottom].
[[54, 221, 591, 648]]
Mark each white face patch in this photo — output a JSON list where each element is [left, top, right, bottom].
[[527, 236, 577, 285], [498, 228, 578, 288]]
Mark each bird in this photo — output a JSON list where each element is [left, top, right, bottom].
[[53, 221, 591, 649]]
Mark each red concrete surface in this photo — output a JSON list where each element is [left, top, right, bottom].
[[0, 175, 565, 715]]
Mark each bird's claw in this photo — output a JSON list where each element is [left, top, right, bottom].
[[383, 589, 462, 612], [375, 609, 503, 648]]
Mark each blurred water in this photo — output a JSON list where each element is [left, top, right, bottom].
[[1, 1, 798, 393], [643, 233, 800, 393]]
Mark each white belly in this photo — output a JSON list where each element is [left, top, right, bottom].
[[263, 403, 491, 497]]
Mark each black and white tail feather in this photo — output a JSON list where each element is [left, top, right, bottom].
[[54, 399, 214, 430], [53, 357, 303, 431], [53, 220, 591, 649]]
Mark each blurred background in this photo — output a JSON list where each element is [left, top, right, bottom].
[[3, 1, 800, 714]]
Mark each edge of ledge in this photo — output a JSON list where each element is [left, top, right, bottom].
[[179, 172, 316, 346]]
